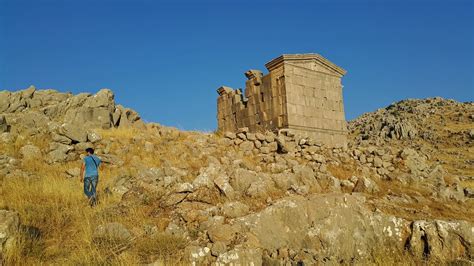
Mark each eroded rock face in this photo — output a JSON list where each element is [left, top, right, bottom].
[[0, 87, 144, 164], [407, 220, 473, 260], [228, 194, 473, 263], [1, 87, 143, 134], [400, 148, 428, 174]]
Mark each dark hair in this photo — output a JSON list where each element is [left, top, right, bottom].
[[85, 148, 94, 154]]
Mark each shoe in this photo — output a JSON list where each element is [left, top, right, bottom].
[[88, 197, 95, 207]]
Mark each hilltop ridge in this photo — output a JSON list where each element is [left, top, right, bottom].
[[0, 87, 473, 265]]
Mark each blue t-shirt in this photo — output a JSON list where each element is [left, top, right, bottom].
[[84, 155, 101, 177]]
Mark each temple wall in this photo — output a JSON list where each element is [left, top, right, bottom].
[[217, 54, 347, 147]]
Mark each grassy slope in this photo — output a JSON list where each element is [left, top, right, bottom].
[[1, 129, 188, 265]]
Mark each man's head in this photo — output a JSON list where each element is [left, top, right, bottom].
[[85, 148, 94, 155]]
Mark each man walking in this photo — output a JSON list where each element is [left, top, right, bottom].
[[80, 148, 101, 206]]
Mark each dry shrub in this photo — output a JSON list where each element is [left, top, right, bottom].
[[371, 247, 429, 266], [95, 127, 144, 140]]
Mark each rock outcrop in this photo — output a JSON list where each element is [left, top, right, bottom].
[[0, 86, 144, 164], [0, 86, 143, 133]]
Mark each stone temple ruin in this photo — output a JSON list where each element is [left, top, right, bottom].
[[216, 53, 348, 147]]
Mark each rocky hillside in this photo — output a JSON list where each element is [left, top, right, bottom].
[[349, 97, 474, 190], [0, 87, 473, 265]]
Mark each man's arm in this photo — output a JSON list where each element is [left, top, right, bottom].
[[80, 162, 85, 183]]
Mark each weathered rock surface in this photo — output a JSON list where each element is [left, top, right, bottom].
[[1, 87, 143, 135], [20, 144, 41, 160], [231, 194, 473, 263], [92, 222, 132, 245]]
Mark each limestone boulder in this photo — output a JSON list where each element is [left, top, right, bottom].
[[271, 173, 298, 190], [292, 164, 318, 188], [276, 136, 297, 154], [184, 246, 212, 265], [437, 185, 465, 202], [246, 133, 256, 141], [20, 144, 41, 160], [61, 90, 115, 129], [87, 131, 102, 143], [221, 201, 250, 218], [59, 123, 88, 143], [340, 179, 355, 193], [464, 187, 474, 198], [0, 115, 9, 133], [312, 154, 325, 163], [239, 141, 254, 152], [0, 91, 11, 112], [469, 129, 474, 140], [224, 132, 236, 140], [84, 89, 115, 111], [407, 220, 473, 260], [92, 222, 132, 246], [207, 224, 239, 244], [373, 156, 383, 168], [193, 164, 221, 189], [66, 167, 81, 178], [74, 142, 94, 153], [211, 241, 227, 256], [216, 247, 262, 265], [246, 180, 272, 198], [230, 168, 258, 193], [116, 105, 142, 128], [400, 148, 428, 174], [174, 182, 194, 193], [214, 175, 235, 198], [51, 133, 72, 145], [353, 176, 379, 193], [16, 112, 51, 134], [47, 143, 74, 163], [6, 90, 27, 113], [21, 85, 36, 99], [255, 132, 266, 141], [161, 193, 187, 207], [0, 210, 20, 258]]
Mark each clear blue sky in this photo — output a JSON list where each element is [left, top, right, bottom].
[[1, 0, 473, 131]]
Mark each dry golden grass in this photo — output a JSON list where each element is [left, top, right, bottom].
[[0, 133, 50, 159], [95, 127, 145, 139], [327, 162, 361, 180], [1, 165, 188, 265], [0, 127, 196, 265], [374, 180, 474, 223]]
